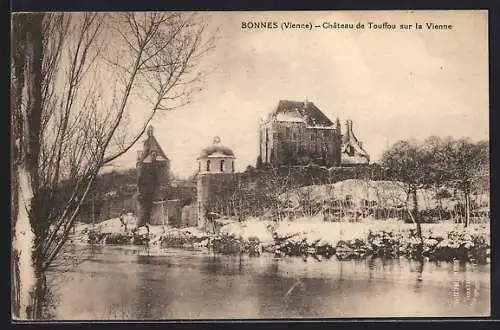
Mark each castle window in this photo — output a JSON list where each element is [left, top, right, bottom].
[[232, 161, 235, 172], [198, 161, 201, 172], [347, 145, 355, 157], [220, 159, 224, 172], [285, 127, 291, 138], [206, 160, 211, 172]]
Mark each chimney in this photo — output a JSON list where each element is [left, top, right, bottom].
[[335, 117, 341, 134], [137, 150, 143, 161], [147, 125, 154, 137]]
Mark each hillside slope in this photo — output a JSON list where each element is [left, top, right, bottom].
[[284, 179, 488, 211]]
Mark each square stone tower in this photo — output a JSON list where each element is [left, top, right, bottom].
[[136, 126, 171, 227]]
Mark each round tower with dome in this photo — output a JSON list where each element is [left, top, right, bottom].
[[196, 136, 236, 231]]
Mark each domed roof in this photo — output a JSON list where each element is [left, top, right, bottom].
[[198, 136, 235, 159]]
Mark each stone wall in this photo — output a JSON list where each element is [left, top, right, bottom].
[[181, 203, 198, 227], [149, 199, 182, 227], [261, 120, 342, 167], [136, 160, 170, 200], [196, 173, 237, 230], [76, 195, 136, 223]]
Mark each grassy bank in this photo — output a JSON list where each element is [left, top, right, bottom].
[[75, 217, 490, 264]]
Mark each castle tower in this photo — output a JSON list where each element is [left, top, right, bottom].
[[136, 125, 171, 227], [196, 137, 236, 232]]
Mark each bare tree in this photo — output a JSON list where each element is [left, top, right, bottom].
[[12, 12, 46, 319], [265, 165, 296, 221], [381, 139, 430, 251], [438, 138, 489, 227], [381, 136, 489, 240], [11, 12, 215, 319]]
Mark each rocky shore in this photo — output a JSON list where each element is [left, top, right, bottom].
[[75, 217, 491, 264]]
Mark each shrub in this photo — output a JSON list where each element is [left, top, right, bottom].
[[210, 233, 242, 254], [159, 232, 190, 248], [105, 233, 132, 245], [367, 230, 402, 258], [275, 238, 309, 257], [132, 232, 150, 245], [240, 236, 262, 256], [335, 238, 371, 260], [87, 230, 108, 244]]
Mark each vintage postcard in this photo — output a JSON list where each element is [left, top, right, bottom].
[[11, 10, 489, 320]]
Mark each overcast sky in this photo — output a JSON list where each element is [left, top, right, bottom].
[[104, 10, 489, 178]]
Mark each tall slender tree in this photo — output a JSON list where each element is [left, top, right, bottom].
[[441, 138, 489, 227], [11, 12, 215, 319], [381, 139, 430, 250]]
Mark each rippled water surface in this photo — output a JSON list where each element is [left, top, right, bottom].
[[47, 245, 490, 319]]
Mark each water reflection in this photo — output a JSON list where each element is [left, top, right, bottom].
[[136, 251, 156, 319], [47, 246, 490, 319]]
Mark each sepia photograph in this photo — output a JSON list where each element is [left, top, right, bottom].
[[11, 10, 490, 320]]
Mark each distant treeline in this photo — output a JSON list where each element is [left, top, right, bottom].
[[76, 137, 489, 225], [204, 137, 489, 226]]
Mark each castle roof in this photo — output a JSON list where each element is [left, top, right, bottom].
[[137, 126, 169, 163], [269, 100, 335, 128], [198, 137, 235, 159]]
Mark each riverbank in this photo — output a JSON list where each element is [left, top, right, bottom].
[[74, 216, 490, 264]]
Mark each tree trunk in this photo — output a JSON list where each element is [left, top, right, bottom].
[[464, 190, 470, 228], [409, 188, 424, 255], [12, 13, 45, 319], [28, 268, 46, 319], [14, 167, 37, 319], [11, 13, 27, 319]]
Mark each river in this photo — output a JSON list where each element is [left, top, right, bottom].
[[46, 245, 490, 319]]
